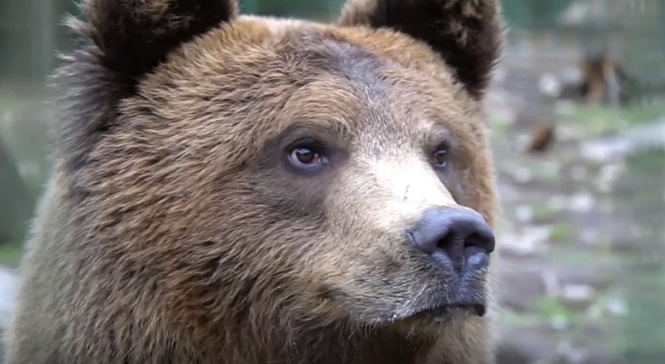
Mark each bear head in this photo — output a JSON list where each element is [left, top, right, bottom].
[[52, 0, 504, 361]]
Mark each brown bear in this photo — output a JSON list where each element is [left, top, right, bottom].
[[3, 0, 504, 363]]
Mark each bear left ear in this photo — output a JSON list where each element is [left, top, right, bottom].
[[71, 0, 239, 79], [337, 0, 504, 100]]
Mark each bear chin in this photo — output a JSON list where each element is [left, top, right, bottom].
[[383, 304, 487, 336]]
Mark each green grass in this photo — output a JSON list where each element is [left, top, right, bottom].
[[600, 159, 663, 340], [559, 103, 665, 125], [497, 311, 548, 327], [625, 148, 665, 175], [534, 296, 576, 320], [530, 202, 559, 223], [620, 104, 665, 125], [488, 118, 512, 138], [548, 222, 577, 244], [0, 242, 23, 268], [547, 248, 617, 266], [554, 103, 665, 141]]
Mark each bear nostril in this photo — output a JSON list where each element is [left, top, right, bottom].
[[407, 207, 495, 271]]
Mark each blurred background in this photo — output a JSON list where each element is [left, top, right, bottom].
[[1, 1, 664, 363]]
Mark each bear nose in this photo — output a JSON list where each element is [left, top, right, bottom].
[[406, 207, 495, 271]]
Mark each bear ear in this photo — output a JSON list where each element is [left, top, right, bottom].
[[71, 0, 239, 78], [337, 0, 504, 100]]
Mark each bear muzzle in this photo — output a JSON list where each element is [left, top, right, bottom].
[[392, 206, 495, 322]]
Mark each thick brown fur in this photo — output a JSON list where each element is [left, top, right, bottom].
[[4, 0, 504, 363]]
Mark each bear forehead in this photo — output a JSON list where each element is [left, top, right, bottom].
[[132, 16, 482, 145]]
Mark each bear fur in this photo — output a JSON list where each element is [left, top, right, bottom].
[[3, 0, 504, 363]]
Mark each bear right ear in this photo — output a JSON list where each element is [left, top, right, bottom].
[[336, 0, 503, 100], [70, 0, 239, 78]]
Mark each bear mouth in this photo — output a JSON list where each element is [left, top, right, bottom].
[[412, 302, 486, 320], [394, 299, 487, 324]]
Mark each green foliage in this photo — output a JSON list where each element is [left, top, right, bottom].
[[535, 296, 575, 320], [548, 222, 577, 244], [501, 0, 573, 29], [530, 202, 558, 223], [0, 242, 22, 268], [625, 148, 665, 174], [0, 139, 34, 246], [561, 103, 665, 126], [241, 0, 343, 19]]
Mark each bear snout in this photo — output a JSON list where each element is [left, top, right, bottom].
[[406, 206, 495, 276]]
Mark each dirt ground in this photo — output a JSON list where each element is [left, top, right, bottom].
[[486, 65, 665, 364]]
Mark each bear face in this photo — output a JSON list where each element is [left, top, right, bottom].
[[5, 0, 504, 363]]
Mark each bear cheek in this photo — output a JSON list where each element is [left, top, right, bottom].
[[304, 181, 447, 310]]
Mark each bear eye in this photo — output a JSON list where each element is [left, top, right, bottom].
[[430, 147, 449, 169], [287, 142, 329, 171], [291, 147, 321, 165]]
